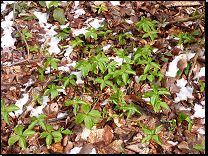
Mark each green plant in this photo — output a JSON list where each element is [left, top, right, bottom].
[[74, 60, 91, 78], [118, 145, 127, 154], [194, 139, 205, 154], [39, 125, 72, 145], [38, 68, 47, 83], [119, 103, 142, 120], [44, 56, 60, 71], [65, 96, 88, 116], [70, 36, 84, 49], [95, 76, 113, 91], [15, 29, 32, 43], [75, 104, 102, 130], [184, 61, 192, 76], [47, 1, 65, 25], [143, 84, 170, 113], [141, 124, 163, 146], [160, 119, 176, 133], [8, 125, 36, 149], [85, 28, 97, 40], [135, 16, 158, 41], [44, 83, 63, 99], [171, 30, 200, 45], [61, 74, 77, 87], [31, 94, 43, 105], [97, 29, 112, 39], [29, 45, 39, 52], [94, 3, 108, 14], [199, 80, 205, 92], [21, 14, 38, 21], [178, 112, 194, 132], [1, 99, 20, 125], [114, 33, 132, 45], [83, 44, 94, 56], [55, 27, 71, 41]]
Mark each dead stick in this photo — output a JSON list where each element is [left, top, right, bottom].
[[162, 15, 205, 28], [13, 2, 30, 62]]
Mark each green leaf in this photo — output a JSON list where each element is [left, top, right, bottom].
[[51, 131, 62, 138], [105, 80, 113, 87], [188, 122, 192, 131], [139, 74, 147, 81], [142, 125, 152, 134], [53, 8, 65, 25], [141, 135, 152, 144], [2, 112, 10, 125], [147, 75, 154, 82], [38, 114, 47, 119], [47, 125, 53, 133], [76, 113, 86, 124], [65, 99, 74, 106], [153, 124, 163, 134], [84, 116, 94, 130], [51, 89, 58, 98], [22, 129, 36, 137], [95, 78, 104, 83], [159, 102, 169, 110], [151, 94, 159, 106], [152, 135, 162, 146], [14, 125, 23, 135], [54, 137, 62, 143], [5, 105, 20, 112], [46, 134, 53, 146], [194, 144, 205, 150], [122, 73, 128, 85], [39, 131, 49, 139], [61, 130, 73, 135], [176, 70, 183, 77], [28, 120, 38, 130], [158, 90, 171, 95], [192, 30, 200, 36], [178, 112, 189, 121], [48, 1, 59, 7], [19, 137, 27, 149], [39, 1, 46, 7], [77, 100, 88, 105], [88, 110, 101, 118], [81, 66, 88, 78], [81, 104, 91, 114], [8, 135, 20, 146], [100, 81, 106, 90]]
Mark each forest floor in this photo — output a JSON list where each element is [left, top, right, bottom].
[[1, 1, 205, 154]]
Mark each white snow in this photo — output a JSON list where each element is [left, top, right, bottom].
[[74, 9, 85, 18], [126, 20, 134, 24], [101, 98, 109, 106], [70, 71, 84, 84], [103, 45, 112, 51], [174, 78, 194, 103], [167, 141, 178, 146], [191, 104, 205, 119], [68, 147, 82, 154], [111, 1, 120, 6], [57, 112, 68, 118], [193, 67, 205, 80]]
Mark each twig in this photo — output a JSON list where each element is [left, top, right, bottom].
[[162, 15, 205, 28], [13, 2, 30, 62]]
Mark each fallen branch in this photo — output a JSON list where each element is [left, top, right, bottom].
[[162, 14, 205, 28], [187, 35, 205, 82]]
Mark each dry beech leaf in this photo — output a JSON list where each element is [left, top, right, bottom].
[[177, 54, 188, 71]]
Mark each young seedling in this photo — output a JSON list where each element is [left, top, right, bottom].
[[143, 84, 170, 113], [194, 139, 205, 154], [29, 45, 39, 52], [8, 125, 36, 149], [118, 145, 127, 154], [31, 94, 43, 105], [178, 112, 194, 132], [44, 56, 60, 72], [141, 124, 163, 146], [97, 29, 112, 39], [55, 27, 71, 41], [85, 28, 97, 40], [70, 36, 84, 49], [15, 28, 32, 43], [76, 104, 102, 130], [74, 59, 91, 78], [119, 103, 142, 120], [95, 76, 113, 91], [160, 119, 176, 133], [1, 99, 20, 125], [39, 125, 72, 145], [65, 96, 88, 116], [199, 80, 205, 92], [44, 83, 63, 99], [94, 3, 108, 14]]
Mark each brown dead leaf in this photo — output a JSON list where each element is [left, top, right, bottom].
[[107, 139, 123, 153], [63, 141, 74, 154], [163, 1, 201, 8], [52, 142, 64, 153], [177, 141, 190, 154], [78, 143, 94, 154], [42, 103, 59, 116], [177, 54, 188, 71]]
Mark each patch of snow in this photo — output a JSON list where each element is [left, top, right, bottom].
[[191, 104, 205, 119], [167, 141, 178, 146], [10, 86, 16, 90], [89, 148, 96, 154], [74, 9, 85, 18], [74, 1, 79, 9], [85, 18, 105, 30], [201, 100, 205, 106], [125, 31, 132, 34], [174, 78, 194, 103], [1, 11, 16, 51], [135, 76, 140, 83], [126, 20, 134, 24], [72, 27, 88, 36], [103, 45, 112, 51], [193, 67, 205, 80], [68, 147, 82, 154], [199, 49, 205, 56], [57, 112, 68, 118], [101, 98, 109, 106], [53, 125, 59, 130], [81, 127, 91, 140], [108, 56, 123, 67], [111, 1, 120, 6], [179, 106, 191, 111], [9, 93, 29, 116], [70, 71, 84, 84], [153, 48, 158, 53], [20, 78, 34, 92], [48, 37, 61, 55], [165, 54, 195, 77], [197, 128, 205, 135]]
